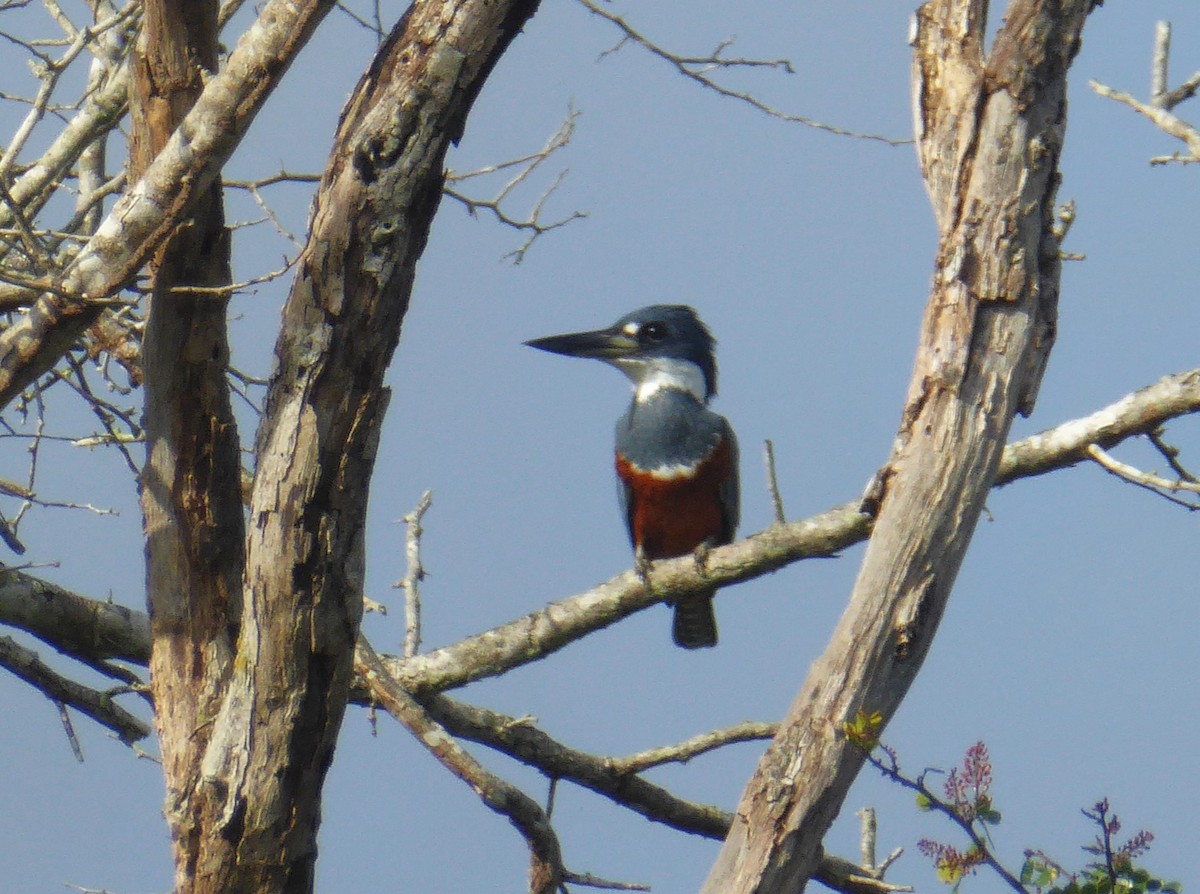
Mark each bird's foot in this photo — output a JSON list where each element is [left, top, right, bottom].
[[634, 546, 655, 592], [692, 541, 712, 577]]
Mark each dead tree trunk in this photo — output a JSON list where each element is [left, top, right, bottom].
[[132, 1, 246, 890], [702, 2, 1097, 891], [148, 2, 542, 892]]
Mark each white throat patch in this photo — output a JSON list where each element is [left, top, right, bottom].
[[613, 356, 708, 404]]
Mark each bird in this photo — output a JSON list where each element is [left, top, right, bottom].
[[525, 305, 739, 649]]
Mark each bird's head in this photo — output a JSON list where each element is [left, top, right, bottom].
[[525, 304, 718, 403]]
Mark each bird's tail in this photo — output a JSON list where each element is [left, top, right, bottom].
[[672, 591, 718, 649]]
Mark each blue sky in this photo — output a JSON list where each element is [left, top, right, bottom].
[[1, 2, 1197, 892]]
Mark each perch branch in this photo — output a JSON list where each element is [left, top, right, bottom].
[[3, 369, 1199, 698]]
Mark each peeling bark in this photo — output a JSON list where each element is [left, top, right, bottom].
[[130, 2, 246, 890], [702, 3, 1098, 892], [183, 2, 542, 892]]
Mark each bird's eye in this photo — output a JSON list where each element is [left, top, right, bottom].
[[640, 321, 668, 343]]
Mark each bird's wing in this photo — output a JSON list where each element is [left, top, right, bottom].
[[615, 458, 638, 550], [719, 419, 740, 545]]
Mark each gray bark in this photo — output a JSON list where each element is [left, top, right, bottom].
[[702, 2, 1098, 891]]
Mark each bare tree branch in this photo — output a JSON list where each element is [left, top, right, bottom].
[[995, 370, 1200, 485], [0, 0, 343, 409], [1151, 21, 1170, 108], [763, 439, 787, 524], [1150, 21, 1200, 110], [356, 640, 565, 894], [1086, 444, 1200, 510], [396, 489, 433, 657], [575, 0, 906, 146], [0, 7, 137, 240], [444, 108, 586, 262], [1147, 427, 1197, 483], [1091, 79, 1200, 159], [0, 2, 140, 182], [609, 721, 779, 775], [812, 854, 913, 894], [1091, 21, 1200, 164], [429, 693, 914, 894], [0, 633, 150, 743], [0, 566, 150, 664], [426, 694, 739, 837], [393, 362, 1200, 695], [0, 358, 1193, 889], [5, 366, 1194, 688], [187, 3, 546, 891]]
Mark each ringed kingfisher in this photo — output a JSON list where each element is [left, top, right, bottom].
[[525, 305, 739, 649]]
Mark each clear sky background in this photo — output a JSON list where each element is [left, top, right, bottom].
[[1, 2, 1197, 892]]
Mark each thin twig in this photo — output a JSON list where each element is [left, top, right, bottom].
[[763, 439, 786, 524], [1149, 150, 1200, 165], [1091, 79, 1200, 156], [395, 490, 432, 657], [224, 174, 317, 249], [334, 1, 385, 40], [165, 257, 297, 297], [1151, 21, 1170, 108], [0, 180, 55, 271], [56, 699, 85, 762], [865, 749, 1025, 893], [858, 807, 878, 871], [444, 110, 586, 263], [424, 694, 740, 838], [0, 2, 139, 180], [1147, 427, 1197, 483], [61, 354, 140, 475], [1086, 444, 1200, 510], [576, 0, 906, 146], [562, 871, 650, 891], [1160, 71, 1200, 112], [223, 171, 321, 189]]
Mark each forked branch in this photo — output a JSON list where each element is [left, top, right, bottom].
[[1091, 21, 1200, 164]]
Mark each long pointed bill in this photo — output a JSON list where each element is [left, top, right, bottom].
[[524, 326, 638, 360]]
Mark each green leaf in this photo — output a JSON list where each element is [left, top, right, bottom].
[[1021, 857, 1058, 888], [841, 709, 884, 749], [978, 807, 1003, 825], [916, 793, 933, 811], [1020, 860, 1039, 885], [1050, 882, 1083, 894], [936, 862, 964, 885]]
